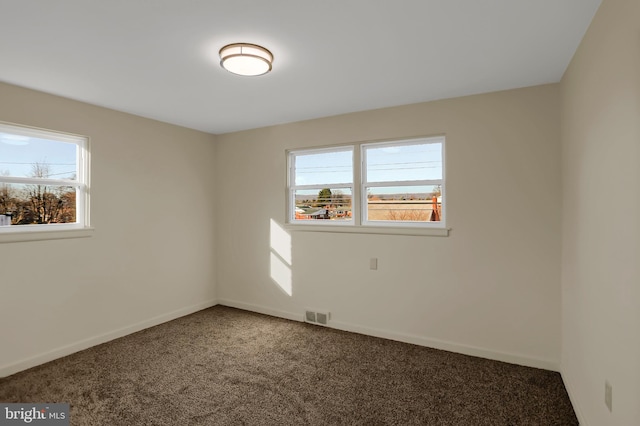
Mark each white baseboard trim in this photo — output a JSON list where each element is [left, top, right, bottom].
[[329, 320, 560, 371], [217, 298, 303, 322], [0, 299, 218, 378], [3, 299, 560, 378], [561, 368, 588, 426], [217, 299, 559, 372]]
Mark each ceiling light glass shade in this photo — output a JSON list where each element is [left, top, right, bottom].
[[219, 43, 273, 76]]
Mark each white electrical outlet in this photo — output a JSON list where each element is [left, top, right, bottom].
[[605, 380, 612, 412], [370, 258, 378, 270]]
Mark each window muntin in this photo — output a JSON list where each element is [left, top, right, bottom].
[[0, 122, 90, 231], [287, 136, 445, 229]]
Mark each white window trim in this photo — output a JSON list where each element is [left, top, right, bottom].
[[0, 226, 94, 244], [0, 121, 92, 243], [286, 136, 449, 236], [361, 136, 445, 229], [287, 145, 355, 225], [283, 223, 449, 237]]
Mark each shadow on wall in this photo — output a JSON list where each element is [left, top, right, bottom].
[[270, 219, 292, 296]]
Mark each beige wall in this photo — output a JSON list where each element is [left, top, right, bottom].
[[216, 84, 563, 369], [560, 0, 640, 424], [0, 82, 217, 376]]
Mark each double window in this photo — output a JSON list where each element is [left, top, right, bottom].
[[0, 122, 90, 232], [287, 136, 445, 228]]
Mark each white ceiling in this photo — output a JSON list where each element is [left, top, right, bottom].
[[0, 1, 601, 135]]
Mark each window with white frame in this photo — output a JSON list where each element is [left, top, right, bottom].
[[288, 146, 354, 223], [287, 136, 444, 228], [362, 137, 444, 226], [0, 122, 90, 231]]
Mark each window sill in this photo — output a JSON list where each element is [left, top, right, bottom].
[[0, 227, 95, 244], [284, 224, 450, 237]]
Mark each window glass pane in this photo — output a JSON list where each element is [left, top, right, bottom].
[[0, 133, 77, 180], [366, 185, 442, 222], [293, 187, 352, 221], [0, 183, 76, 225], [294, 149, 353, 186], [365, 142, 442, 183]]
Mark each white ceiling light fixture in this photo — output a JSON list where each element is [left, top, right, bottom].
[[219, 43, 273, 76]]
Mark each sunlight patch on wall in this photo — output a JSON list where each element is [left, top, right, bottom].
[[269, 219, 293, 296], [270, 219, 292, 264], [270, 252, 292, 296]]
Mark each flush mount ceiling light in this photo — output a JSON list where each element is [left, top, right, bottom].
[[219, 43, 273, 76]]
